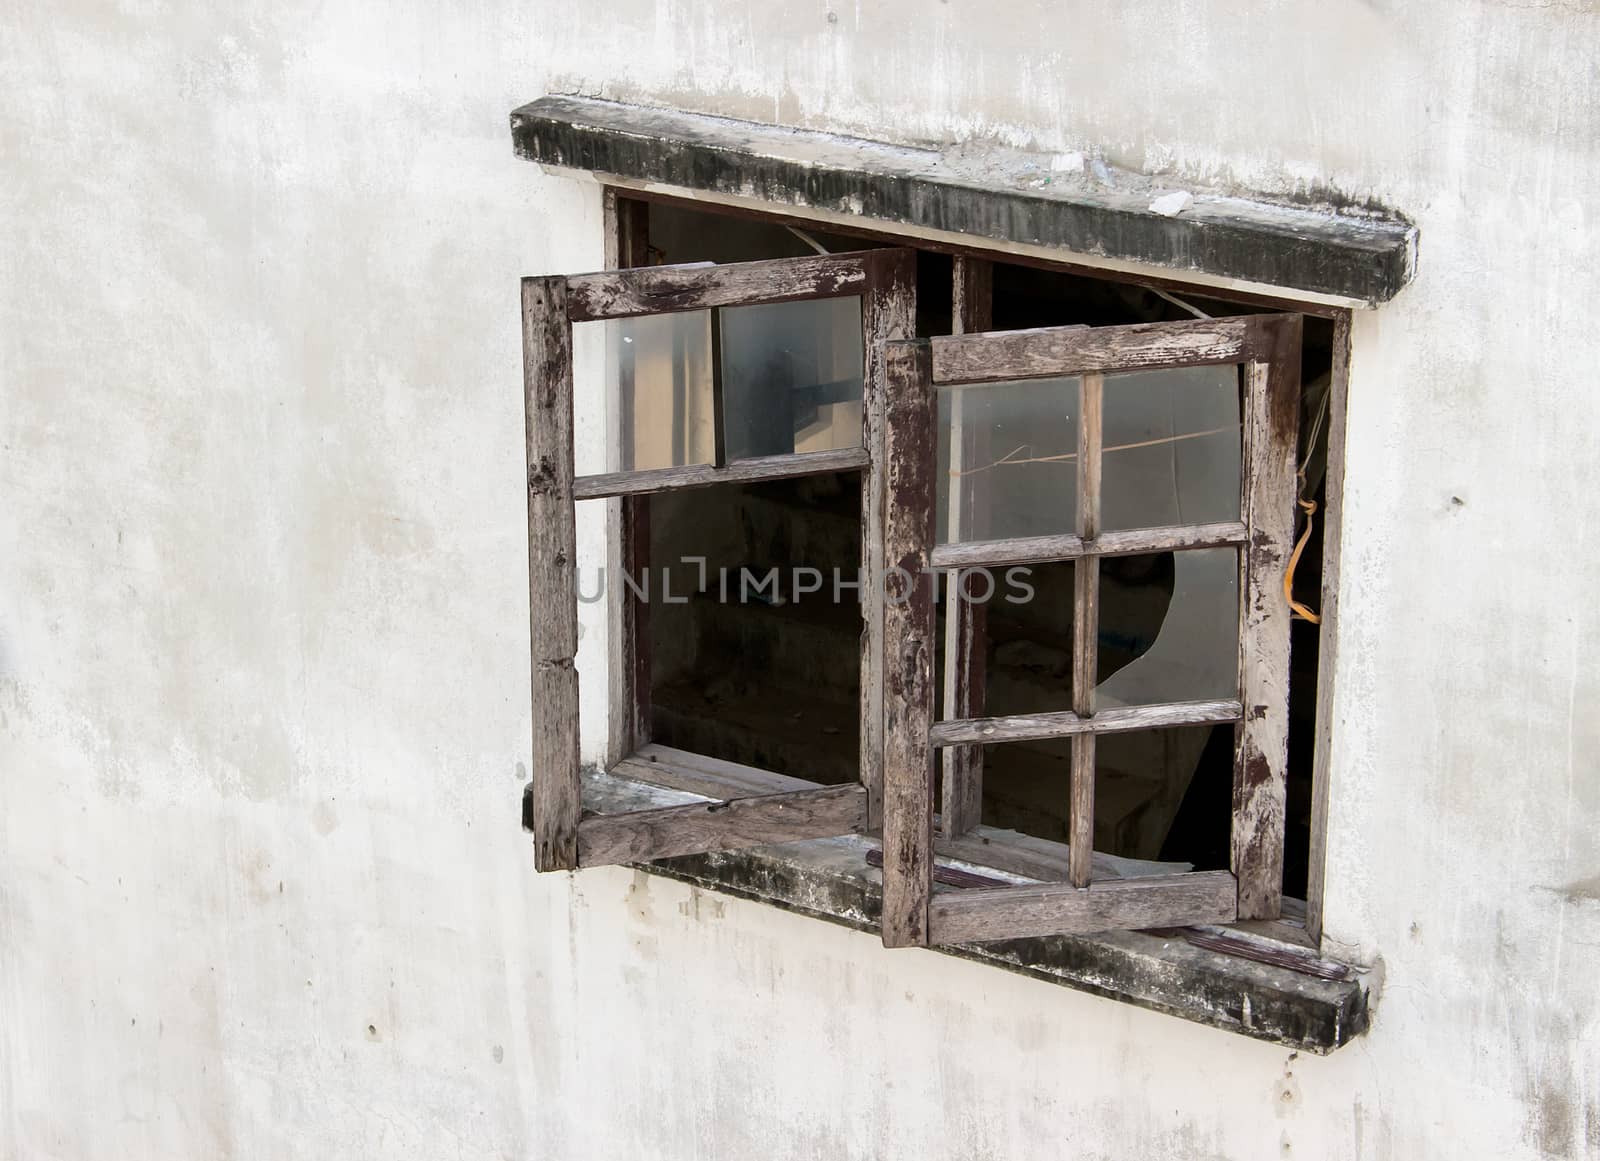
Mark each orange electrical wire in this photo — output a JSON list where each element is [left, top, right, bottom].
[[1284, 497, 1322, 624]]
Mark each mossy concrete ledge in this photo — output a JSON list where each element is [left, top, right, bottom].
[[536, 772, 1374, 1054], [511, 95, 1416, 305]]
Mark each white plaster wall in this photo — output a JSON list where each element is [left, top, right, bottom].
[[2, 2, 1597, 1159]]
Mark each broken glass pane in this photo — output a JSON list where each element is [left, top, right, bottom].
[[1095, 548, 1239, 708], [719, 296, 864, 460]]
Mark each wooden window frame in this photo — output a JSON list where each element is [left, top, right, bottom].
[[529, 188, 1351, 958], [880, 313, 1304, 947], [521, 224, 916, 871]]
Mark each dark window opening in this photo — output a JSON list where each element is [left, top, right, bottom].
[[648, 472, 862, 787]]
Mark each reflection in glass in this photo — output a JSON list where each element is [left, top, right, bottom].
[[1101, 365, 1241, 531], [586, 311, 717, 475], [936, 377, 1080, 544], [720, 297, 864, 460]]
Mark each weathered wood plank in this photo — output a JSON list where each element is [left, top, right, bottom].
[[930, 699, 1245, 746], [1146, 925, 1351, 981], [523, 275, 582, 872], [1068, 372, 1103, 888], [880, 339, 938, 948], [573, 447, 870, 499], [1233, 315, 1303, 919], [603, 190, 653, 768], [929, 521, 1248, 570], [1305, 311, 1351, 943], [577, 785, 868, 866], [861, 249, 918, 827], [931, 318, 1252, 385], [951, 254, 994, 338], [934, 829, 1192, 884], [1068, 733, 1097, 888], [928, 871, 1238, 945], [566, 252, 872, 321], [940, 255, 994, 838], [864, 846, 1012, 889], [615, 743, 1193, 883], [614, 743, 818, 799]]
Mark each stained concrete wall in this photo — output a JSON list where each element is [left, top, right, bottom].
[[2, 2, 1597, 1159]]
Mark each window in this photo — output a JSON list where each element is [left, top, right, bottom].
[[523, 192, 1343, 966], [521, 238, 915, 871], [877, 314, 1303, 946]]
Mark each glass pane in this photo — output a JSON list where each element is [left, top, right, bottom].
[[970, 728, 1218, 871], [967, 548, 1238, 717], [1096, 548, 1239, 708], [1101, 365, 1241, 531], [577, 311, 717, 476], [719, 296, 864, 460], [980, 558, 1076, 718], [937, 377, 1080, 544], [574, 498, 612, 755]]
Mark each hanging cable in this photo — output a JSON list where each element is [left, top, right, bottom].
[[1282, 383, 1331, 624]]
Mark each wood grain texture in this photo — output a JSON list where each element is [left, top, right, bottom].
[[614, 743, 817, 798], [931, 317, 1252, 385], [1067, 733, 1097, 888], [1068, 372, 1103, 888], [1233, 315, 1303, 919], [1146, 925, 1351, 981], [603, 190, 653, 768], [577, 785, 868, 866], [566, 251, 871, 321], [930, 699, 1245, 746], [523, 276, 582, 872], [930, 521, 1248, 570], [934, 828, 1191, 884], [573, 447, 870, 499], [864, 847, 1011, 889], [880, 339, 937, 948], [615, 743, 1192, 884], [940, 255, 994, 838], [928, 871, 1239, 945], [1304, 310, 1351, 944], [860, 249, 919, 827]]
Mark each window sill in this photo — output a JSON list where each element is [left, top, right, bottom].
[[543, 760, 1372, 1054]]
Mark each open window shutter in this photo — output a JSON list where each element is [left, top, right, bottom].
[[880, 315, 1303, 947], [523, 249, 916, 872]]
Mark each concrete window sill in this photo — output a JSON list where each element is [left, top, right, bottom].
[[554, 769, 1372, 1054]]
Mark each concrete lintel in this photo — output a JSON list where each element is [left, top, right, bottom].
[[511, 95, 1416, 305]]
